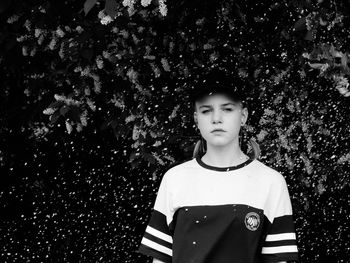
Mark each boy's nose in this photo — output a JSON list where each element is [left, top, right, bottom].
[[211, 110, 223, 123]]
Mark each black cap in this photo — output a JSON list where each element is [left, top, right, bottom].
[[190, 70, 248, 106]]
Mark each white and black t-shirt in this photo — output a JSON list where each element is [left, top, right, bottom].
[[139, 156, 299, 263]]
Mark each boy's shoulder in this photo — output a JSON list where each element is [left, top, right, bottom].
[[165, 158, 198, 174], [159, 158, 198, 184], [249, 159, 287, 185]]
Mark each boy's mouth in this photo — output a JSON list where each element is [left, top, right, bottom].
[[211, 129, 226, 133]]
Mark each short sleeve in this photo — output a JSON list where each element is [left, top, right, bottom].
[[138, 174, 173, 263], [262, 176, 299, 262]]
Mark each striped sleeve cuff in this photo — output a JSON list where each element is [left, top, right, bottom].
[[138, 210, 173, 262], [262, 216, 299, 262], [262, 233, 298, 254], [139, 226, 172, 262]]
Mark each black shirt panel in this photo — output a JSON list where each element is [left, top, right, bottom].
[[172, 205, 266, 263]]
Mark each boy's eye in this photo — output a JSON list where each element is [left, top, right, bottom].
[[201, 110, 210, 114], [223, 108, 233, 112]]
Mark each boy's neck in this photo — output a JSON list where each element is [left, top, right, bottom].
[[201, 142, 248, 168]]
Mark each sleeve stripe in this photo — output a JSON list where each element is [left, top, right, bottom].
[[265, 232, 296, 241], [264, 239, 297, 248], [146, 226, 173, 244], [262, 245, 298, 254], [141, 237, 173, 256], [144, 232, 172, 249]]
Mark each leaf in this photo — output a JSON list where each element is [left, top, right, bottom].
[[281, 29, 290, 40], [60, 105, 70, 116], [100, 118, 119, 131], [341, 53, 348, 68], [84, 0, 98, 16], [294, 17, 306, 31], [105, 0, 118, 18], [48, 101, 64, 109], [143, 153, 156, 164], [308, 62, 325, 69], [50, 111, 61, 124], [304, 30, 314, 41]]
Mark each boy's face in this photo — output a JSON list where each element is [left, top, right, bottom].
[[193, 93, 248, 148]]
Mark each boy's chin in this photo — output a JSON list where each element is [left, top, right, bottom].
[[207, 140, 231, 147]]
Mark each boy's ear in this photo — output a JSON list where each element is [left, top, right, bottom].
[[241, 107, 248, 125]]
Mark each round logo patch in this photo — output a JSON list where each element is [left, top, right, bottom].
[[244, 212, 260, 231]]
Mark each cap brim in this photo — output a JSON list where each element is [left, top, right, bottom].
[[190, 83, 246, 103]]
